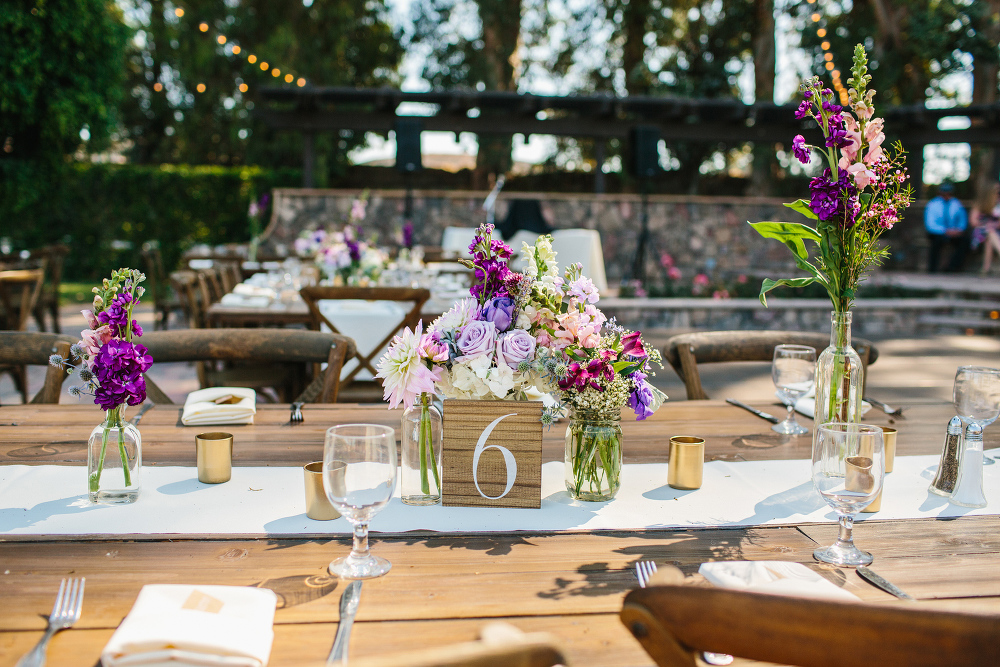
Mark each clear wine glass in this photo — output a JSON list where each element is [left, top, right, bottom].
[[953, 366, 1000, 466], [324, 424, 398, 579], [812, 422, 884, 567], [772, 344, 816, 435]]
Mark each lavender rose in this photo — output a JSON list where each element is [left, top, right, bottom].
[[496, 329, 536, 369], [456, 320, 497, 359], [480, 296, 515, 332]]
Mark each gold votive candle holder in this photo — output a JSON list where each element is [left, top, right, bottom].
[[304, 460, 346, 521], [881, 426, 897, 473], [668, 436, 704, 490], [196, 432, 233, 483]]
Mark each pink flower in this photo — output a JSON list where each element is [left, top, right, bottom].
[[555, 312, 601, 349], [864, 119, 885, 165], [82, 309, 99, 329], [417, 333, 449, 363], [854, 99, 874, 120], [846, 162, 877, 189], [839, 115, 861, 166], [693, 274, 710, 287], [621, 330, 647, 359], [660, 252, 674, 268], [667, 266, 682, 281], [80, 325, 113, 368], [376, 321, 443, 410], [497, 329, 536, 369]]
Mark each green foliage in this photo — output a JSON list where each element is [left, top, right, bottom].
[[5, 163, 299, 281]]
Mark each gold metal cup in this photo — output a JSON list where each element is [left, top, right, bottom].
[[304, 461, 346, 521], [668, 436, 705, 490], [881, 426, 897, 473], [862, 487, 883, 513], [196, 432, 233, 484], [845, 456, 875, 494]]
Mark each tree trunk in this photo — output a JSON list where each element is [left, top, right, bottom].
[[473, 0, 522, 189], [971, 0, 1000, 200], [622, 0, 652, 96], [747, 0, 776, 196]]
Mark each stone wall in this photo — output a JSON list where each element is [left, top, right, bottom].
[[264, 188, 932, 284]]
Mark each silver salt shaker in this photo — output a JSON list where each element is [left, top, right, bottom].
[[929, 416, 963, 496]]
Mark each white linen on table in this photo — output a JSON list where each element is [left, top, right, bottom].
[[181, 388, 256, 426], [316, 299, 408, 380], [101, 584, 277, 667], [699, 561, 861, 602], [1, 455, 997, 537]]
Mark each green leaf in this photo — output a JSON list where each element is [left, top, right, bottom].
[[783, 199, 819, 220], [758, 276, 818, 307], [749, 221, 822, 261]]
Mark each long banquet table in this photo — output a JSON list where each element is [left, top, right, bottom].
[[2, 400, 999, 667]]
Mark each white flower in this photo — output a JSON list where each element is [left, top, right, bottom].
[[430, 297, 479, 334], [375, 322, 440, 409]]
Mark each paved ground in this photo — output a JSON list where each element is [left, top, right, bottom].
[[3, 303, 998, 411]]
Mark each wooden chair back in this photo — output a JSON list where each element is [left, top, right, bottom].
[[138, 328, 356, 403], [169, 270, 202, 328], [621, 583, 1000, 667], [663, 330, 879, 400], [0, 266, 47, 332], [30, 244, 69, 333], [0, 332, 79, 405], [299, 286, 430, 390], [142, 241, 182, 330]]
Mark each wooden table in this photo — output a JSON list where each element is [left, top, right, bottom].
[[2, 401, 999, 667], [206, 301, 314, 328]]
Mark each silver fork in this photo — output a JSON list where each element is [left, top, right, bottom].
[[290, 402, 304, 423], [864, 396, 905, 419], [634, 561, 733, 666], [16, 578, 85, 667]]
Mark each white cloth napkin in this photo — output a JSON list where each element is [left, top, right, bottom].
[[182, 388, 256, 426], [101, 584, 277, 667], [791, 388, 871, 419], [699, 561, 860, 602], [219, 293, 271, 309]]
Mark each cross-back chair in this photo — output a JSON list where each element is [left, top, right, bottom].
[[621, 581, 999, 667], [0, 332, 78, 405], [663, 330, 879, 400], [138, 328, 356, 404], [169, 270, 203, 328], [29, 244, 69, 333], [299, 286, 430, 394], [141, 241, 185, 330]]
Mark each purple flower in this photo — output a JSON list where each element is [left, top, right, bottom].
[[470, 258, 511, 303], [92, 339, 153, 410], [480, 296, 515, 333], [497, 329, 536, 369], [402, 221, 414, 249], [794, 100, 812, 120], [456, 320, 497, 360], [825, 114, 850, 148], [97, 293, 135, 338], [558, 357, 614, 392], [822, 101, 842, 113], [791, 135, 811, 164], [809, 169, 859, 226], [628, 370, 656, 421], [621, 331, 647, 359], [802, 90, 813, 99]]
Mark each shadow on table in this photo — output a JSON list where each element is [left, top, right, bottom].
[[0, 495, 102, 530], [734, 480, 828, 526]]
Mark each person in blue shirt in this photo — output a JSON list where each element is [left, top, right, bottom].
[[924, 182, 969, 273]]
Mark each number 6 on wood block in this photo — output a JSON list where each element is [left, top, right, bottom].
[[441, 400, 543, 509]]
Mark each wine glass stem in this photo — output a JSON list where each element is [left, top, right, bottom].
[[352, 522, 371, 560], [786, 404, 796, 425], [836, 514, 855, 550]]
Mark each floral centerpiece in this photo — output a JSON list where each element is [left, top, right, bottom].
[[247, 193, 269, 262], [294, 194, 389, 286], [376, 224, 665, 503], [52, 269, 153, 503], [750, 45, 912, 428]]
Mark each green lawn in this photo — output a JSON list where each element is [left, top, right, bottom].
[[60, 282, 95, 305]]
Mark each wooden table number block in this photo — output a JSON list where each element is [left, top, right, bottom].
[[441, 399, 543, 509]]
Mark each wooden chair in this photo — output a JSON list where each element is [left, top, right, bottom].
[[141, 241, 184, 330], [299, 286, 430, 396], [0, 266, 47, 332], [350, 622, 568, 667], [621, 582, 1000, 667], [0, 332, 78, 405], [30, 244, 69, 333], [663, 330, 879, 400], [169, 270, 203, 328], [138, 328, 356, 404]]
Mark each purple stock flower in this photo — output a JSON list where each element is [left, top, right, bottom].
[[794, 99, 812, 120], [791, 135, 811, 164], [92, 339, 153, 410], [470, 258, 511, 302], [825, 114, 850, 148], [480, 296, 515, 332], [97, 293, 135, 338], [809, 169, 859, 226], [628, 370, 656, 421], [402, 221, 414, 249]]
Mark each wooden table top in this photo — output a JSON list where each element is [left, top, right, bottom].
[[2, 401, 998, 667]]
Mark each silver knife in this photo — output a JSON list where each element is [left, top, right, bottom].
[[857, 566, 914, 600], [725, 398, 780, 424], [327, 580, 362, 664], [129, 401, 155, 426]]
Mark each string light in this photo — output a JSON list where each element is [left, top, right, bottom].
[[272, 68, 280, 77], [198, 22, 208, 32], [284, 73, 293, 83], [196, 83, 206, 92], [239, 83, 249, 93], [260, 61, 269, 71], [232, 45, 241, 55], [296, 78, 306, 87], [811, 10, 849, 105], [248, 54, 257, 64], [811, 13, 821, 22], [153, 82, 163, 91], [821, 41, 830, 50], [817, 28, 827, 37], [217, 35, 226, 45], [174, 7, 184, 17]]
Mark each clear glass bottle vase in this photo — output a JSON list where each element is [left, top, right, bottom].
[[88, 404, 141, 504], [565, 411, 623, 501], [400, 393, 442, 505], [813, 311, 864, 437]]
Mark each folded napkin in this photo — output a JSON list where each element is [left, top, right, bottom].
[[790, 388, 871, 420], [699, 561, 860, 602], [101, 584, 277, 667], [182, 388, 256, 426], [219, 293, 271, 309]]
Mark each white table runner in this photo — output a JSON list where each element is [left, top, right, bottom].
[[1, 456, 996, 538]]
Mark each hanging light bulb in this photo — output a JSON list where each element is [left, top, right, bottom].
[[199, 22, 208, 32], [232, 45, 241, 55]]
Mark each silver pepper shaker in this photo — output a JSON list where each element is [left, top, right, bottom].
[[950, 423, 988, 509], [929, 417, 964, 496]]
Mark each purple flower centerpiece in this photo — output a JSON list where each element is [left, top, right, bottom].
[[750, 45, 913, 436], [53, 269, 152, 503]]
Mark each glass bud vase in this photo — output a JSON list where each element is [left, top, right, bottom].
[[400, 393, 442, 505], [813, 311, 863, 441], [88, 405, 141, 504], [565, 411, 623, 501]]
